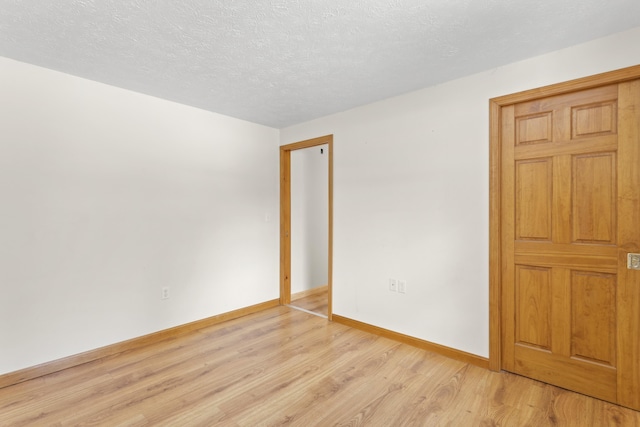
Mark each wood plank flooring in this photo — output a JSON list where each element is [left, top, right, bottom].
[[290, 288, 328, 317], [1, 302, 639, 426]]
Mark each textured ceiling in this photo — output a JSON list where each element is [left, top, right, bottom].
[[1, 1, 639, 128]]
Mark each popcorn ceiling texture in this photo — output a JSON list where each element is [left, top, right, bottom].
[[1, 0, 639, 127]]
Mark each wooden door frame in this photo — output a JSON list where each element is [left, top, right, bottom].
[[280, 135, 334, 319], [488, 64, 640, 371]]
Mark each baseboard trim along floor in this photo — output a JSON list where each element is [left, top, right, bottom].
[[0, 299, 280, 389]]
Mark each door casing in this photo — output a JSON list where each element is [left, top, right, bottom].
[[280, 135, 333, 319]]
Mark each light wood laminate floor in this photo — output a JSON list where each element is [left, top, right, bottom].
[[1, 305, 638, 426], [290, 289, 328, 317]]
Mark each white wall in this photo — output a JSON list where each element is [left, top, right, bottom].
[[2, 26, 638, 375], [281, 26, 640, 358], [291, 145, 329, 293], [0, 57, 280, 375]]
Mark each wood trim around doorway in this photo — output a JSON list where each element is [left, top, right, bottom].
[[488, 64, 640, 372], [280, 135, 334, 320]]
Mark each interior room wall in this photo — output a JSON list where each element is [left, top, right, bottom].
[[0, 57, 280, 375], [280, 26, 640, 358], [291, 145, 329, 294]]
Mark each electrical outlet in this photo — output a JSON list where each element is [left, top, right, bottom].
[[398, 280, 407, 294], [389, 278, 398, 292], [161, 287, 170, 300]]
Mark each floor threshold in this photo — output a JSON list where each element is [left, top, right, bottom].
[[285, 304, 328, 319]]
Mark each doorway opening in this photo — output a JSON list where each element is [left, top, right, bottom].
[[280, 135, 333, 319]]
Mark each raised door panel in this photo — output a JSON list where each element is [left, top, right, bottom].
[[572, 153, 617, 244], [516, 113, 554, 145], [571, 270, 617, 366], [515, 159, 552, 241], [572, 101, 617, 139], [515, 266, 552, 350]]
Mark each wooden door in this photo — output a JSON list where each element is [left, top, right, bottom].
[[499, 79, 640, 408]]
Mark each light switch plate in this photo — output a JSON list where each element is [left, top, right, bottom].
[[398, 280, 406, 294]]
